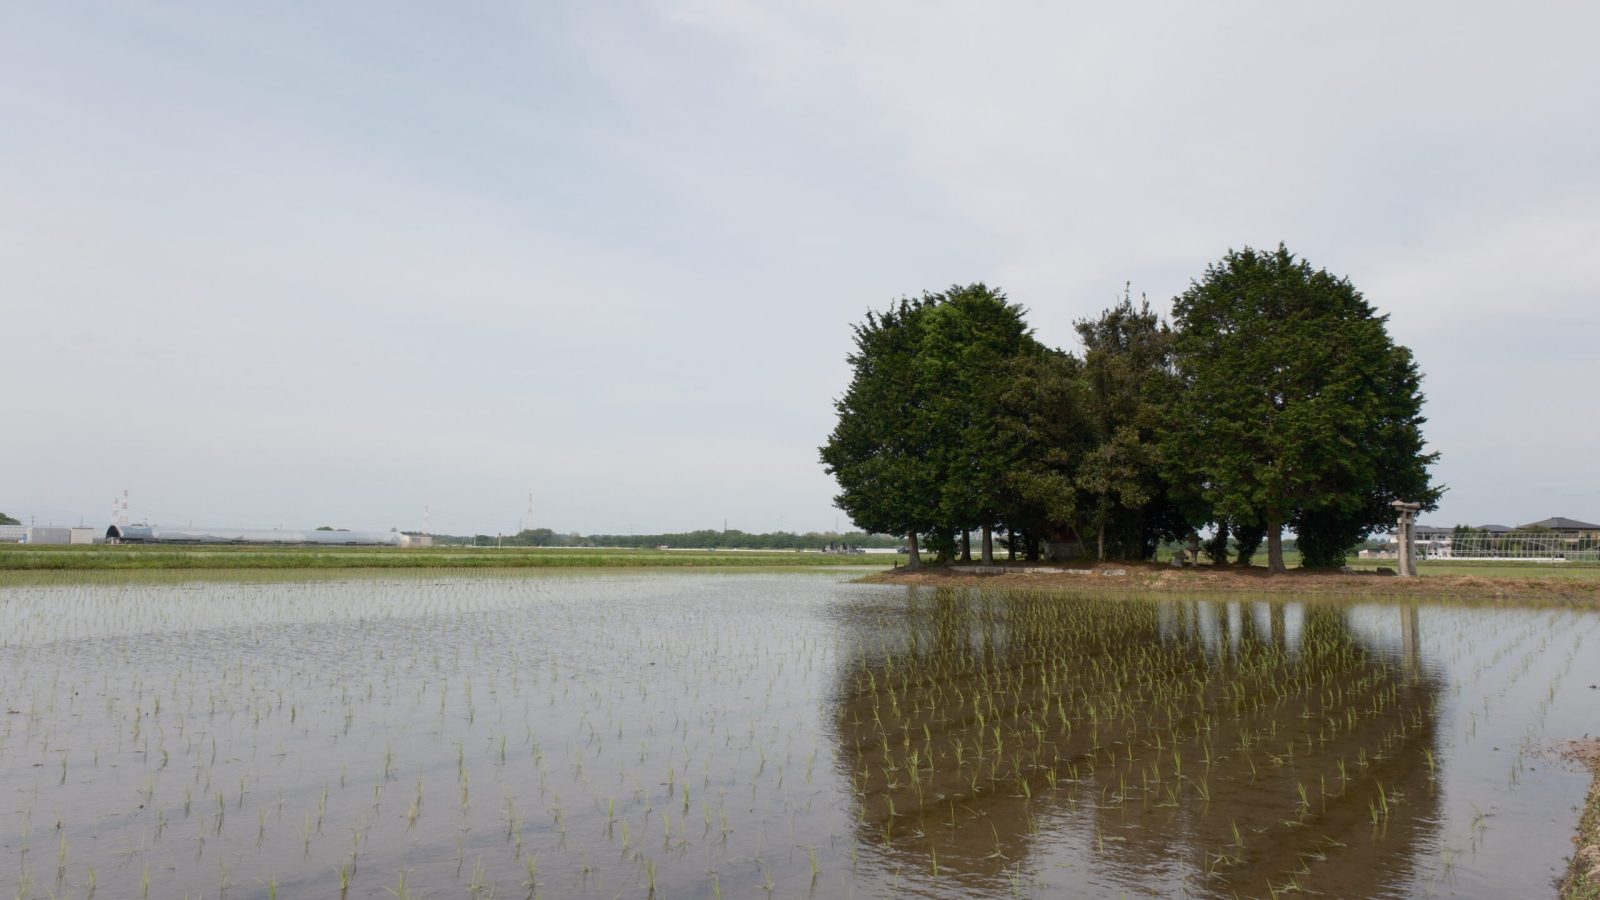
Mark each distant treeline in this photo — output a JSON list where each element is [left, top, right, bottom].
[[435, 528, 902, 550]]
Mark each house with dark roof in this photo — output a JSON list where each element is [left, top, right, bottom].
[[1517, 517, 1600, 541], [1388, 519, 1599, 560]]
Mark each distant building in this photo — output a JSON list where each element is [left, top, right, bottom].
[[26, 527, 73, 544], [106, 525, 404, 546], [1393, 517, 1600, 561], [1387, 519, 1596, 559], [1517, 517, 1600, 540], [1410, 525, 1453, 558], [0, 524, 103, 543]]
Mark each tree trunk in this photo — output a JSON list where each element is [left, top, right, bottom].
[[906, 533, 922, 570], [1203, 520, 1230, 566], [1097, 522, 1106, 562], [1006, 528, 1015, 561], [981, 524, 994, 565], [960, 530, 971, 563], [1266, 519, 1287, 574]]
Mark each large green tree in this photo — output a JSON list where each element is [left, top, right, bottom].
[[1072, 293, 1193, 560], [0, 512, 19, 526], [822, 285, 1043, 567], [991, 348, 1088, 560], [821, 296, 941, 567], [1166, 245, 1440, 572], [918, 284, 1041, 564]]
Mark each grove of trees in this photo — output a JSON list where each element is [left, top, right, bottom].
[[820, 245, 1440, 572]]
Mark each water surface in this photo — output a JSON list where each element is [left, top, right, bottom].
[[0, 571, 1594, 898]]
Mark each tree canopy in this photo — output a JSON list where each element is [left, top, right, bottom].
[[820, 285, 1042, 566], [1072, 292, 1188, 560], [0, 512, 19, 526], [1164, 244, 1439, 570], [819, 294, 940, 565], [823, 245, 1439, 570]]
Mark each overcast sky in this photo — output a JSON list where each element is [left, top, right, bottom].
[[4, 1, 1597, 536]]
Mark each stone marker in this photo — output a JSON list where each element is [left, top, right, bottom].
[[1390, 501, 1422, 577]]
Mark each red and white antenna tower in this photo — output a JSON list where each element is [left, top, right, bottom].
[[424, 504, 430, 536], [112, 489, 129, 527]]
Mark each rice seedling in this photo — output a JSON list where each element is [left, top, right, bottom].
[[0, 571, 1595, 898]]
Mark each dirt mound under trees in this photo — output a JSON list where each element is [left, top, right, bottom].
[[867, 562, 1600, 605]]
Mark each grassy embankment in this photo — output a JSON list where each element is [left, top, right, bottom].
[[0, 543, 900, 571], [874, 557, 1600, 605], [1564, 741, 1600, 900]]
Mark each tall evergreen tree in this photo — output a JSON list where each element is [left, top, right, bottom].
[[919, 285, 1040, 564], [820, 296, 941, 567], [992, 348, 1089, 560], [1073, 293, 1191, 560], [823, 285, 1044, 567], [1166, 245, 1440, 572]]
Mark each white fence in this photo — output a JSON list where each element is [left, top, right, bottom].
[[1423, 531, 1600, 564]]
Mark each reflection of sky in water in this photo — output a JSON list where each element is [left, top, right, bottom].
[[835, 595, 1430, 896], [1346, 601, 1599, 897], [832, 592, 1598, 898], [0, 573, 1594, 899], [1233, 599, 1587, 894]]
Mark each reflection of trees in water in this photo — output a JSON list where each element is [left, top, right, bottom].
[[828, 588, 1443, 897]]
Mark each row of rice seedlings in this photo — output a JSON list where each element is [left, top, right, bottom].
[[0, 574, 866, 897], [832, 589, 1486, 896], [2, 574, 1597, 897]]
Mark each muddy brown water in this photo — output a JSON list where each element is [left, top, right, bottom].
[[0, 570, 1596, 898]]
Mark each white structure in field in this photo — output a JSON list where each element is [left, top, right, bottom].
[[106, 525, 406, 546], [0, 526, 101, 544], [1381, 516, 1600, 563]]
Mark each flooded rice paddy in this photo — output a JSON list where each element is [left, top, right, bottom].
[[1, 570, 1597, 898]]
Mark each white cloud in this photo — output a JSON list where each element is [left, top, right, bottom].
[[4, 1, 1597, 532]]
